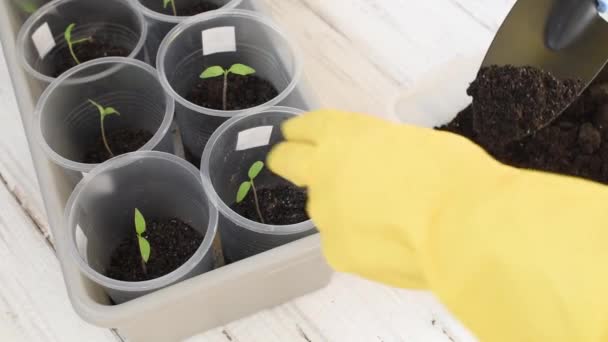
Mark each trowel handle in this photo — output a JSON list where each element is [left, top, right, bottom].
[[545, 0, 601, 50]]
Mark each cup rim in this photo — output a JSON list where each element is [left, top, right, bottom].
[[133, 0, 243, 24], [34, 57, 175, 173], [64, 151, 219, 293], [156, 9, 303, 118], [16, 0, 148, 84], [200, 106, 315, 235]]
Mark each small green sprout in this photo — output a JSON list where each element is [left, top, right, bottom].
[[64, 23, 92, 65], [88, 99, 120, 157], [200, 64, 257, 111], [17, 1, 38, 14], [237, 161, 265, 223], [135, 208, 151, 274], [163, 0, 177, 16]]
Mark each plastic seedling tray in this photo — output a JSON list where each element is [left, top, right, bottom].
[[0, 0, 332, 341]]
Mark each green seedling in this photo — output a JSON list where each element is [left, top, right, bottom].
[[163, 0, 177, 16], [17, 0, 38, 14], [200, 64, 257, 111], [88, 99, 120, 157], [135, 208, 151, 274], [237, 161, 265, 223], [64, 23, 92, 65]]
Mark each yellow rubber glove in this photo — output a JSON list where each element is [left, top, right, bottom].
[[268, 110, 608, 342]]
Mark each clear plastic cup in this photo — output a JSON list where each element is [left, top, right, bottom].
[[158, 9, 302, 165], [34, 57, 175, 174], [16, 0, 147, 85], [133, 0, 242, 65], [64, 151, 219, 304], [201, 107, 315, 262]]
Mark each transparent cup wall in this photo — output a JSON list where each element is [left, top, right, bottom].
[[202, 108, 315, 262], [9, 0, 51, 24], [17, 0, 146, 84], [136, 0, 242, 64], [36, 58, 175, 174], [158, 10, 301, 165], [65, 152, 218, 304]]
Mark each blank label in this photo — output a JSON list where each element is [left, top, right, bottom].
[[236, 126, 273, 151], [202, 26, 236, 56], [32, 22, 55, 59]]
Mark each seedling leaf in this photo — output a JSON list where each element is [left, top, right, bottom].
[[200, 66, 225, 79], [65, 23, 74, 43], [229, 63, 256, 76], [138, 236, 151, 263], [19, 1, 38, 14], [163, 0, 172, 8], [134, 208, 146, 235], [236, 181, 252, 203], [248, 161, 264, 179], [88, 99, 103, 115], [102, 107, 121, 118]]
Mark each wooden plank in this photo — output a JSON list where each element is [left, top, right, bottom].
[[0, 43, 48, 240], [0, 174, 118, 342]]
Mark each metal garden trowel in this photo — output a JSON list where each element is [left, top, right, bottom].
[[480, 0, 608, 138]]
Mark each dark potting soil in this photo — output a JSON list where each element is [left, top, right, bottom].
[[186, 73, 279, 111], [84, 129, 153, 164], [231, 185, 309, 225], [467, 65, 583, 146], [440, 65, 608, 185], [173, 1, 220, 16], [106, 218, 204, 282], [45, 32, 131, 78]]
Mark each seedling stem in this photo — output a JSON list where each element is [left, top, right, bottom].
[[200, 64, 257, 110], [64, 23, 92, 65], [163, 0, 177, 16], [88, 99, 120, 157], [236, 161, 265, 223]]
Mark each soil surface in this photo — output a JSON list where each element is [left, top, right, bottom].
[[174, 1, 219, 16], [440, 65, 608, 184], [467, 65, 583, 146], [106, 218, 204, 282], [84, 129, 153, 164], [45, 32, 131, 78], [186, 73, 279, 111], [231, 184, 309, 225]]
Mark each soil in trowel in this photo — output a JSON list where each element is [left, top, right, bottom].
[[466, 65, 583, 147], [439, 64, 608, 185]]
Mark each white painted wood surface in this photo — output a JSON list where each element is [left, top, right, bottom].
[[0, 0, 515, 341]]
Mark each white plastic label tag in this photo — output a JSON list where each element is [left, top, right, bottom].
[[32, 22, 55, 59], [202, 26, 236, 56], [75, 225, 88, 263], [236, 126, 273, 151]]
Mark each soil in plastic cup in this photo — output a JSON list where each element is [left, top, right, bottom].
[[133, 0, 242, 65], [64, 151, 218, 304], [35, 57, 175, 177], [201, 107, 315, 262], [17, 0, 147, 86], [158, 9, 302, 165]]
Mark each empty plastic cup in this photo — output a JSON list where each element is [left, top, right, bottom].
[[35, 57, 175, 174], [158, 9, 302, 164], [133, 0, 242, 65], [17, 0, 147, 84], [201, 107, 315, 262], [64, 151, 218, 304]]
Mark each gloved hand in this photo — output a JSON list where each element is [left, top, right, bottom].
[[268, 110, 608, 342]]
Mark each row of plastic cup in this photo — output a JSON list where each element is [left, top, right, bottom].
[[20, 2, 313, 303], [21, 0, 301, 161]]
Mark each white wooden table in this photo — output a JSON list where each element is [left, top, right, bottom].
[[0, 0, 515, 341]]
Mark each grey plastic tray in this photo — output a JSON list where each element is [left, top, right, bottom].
[[0, 0, 333, 341]]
